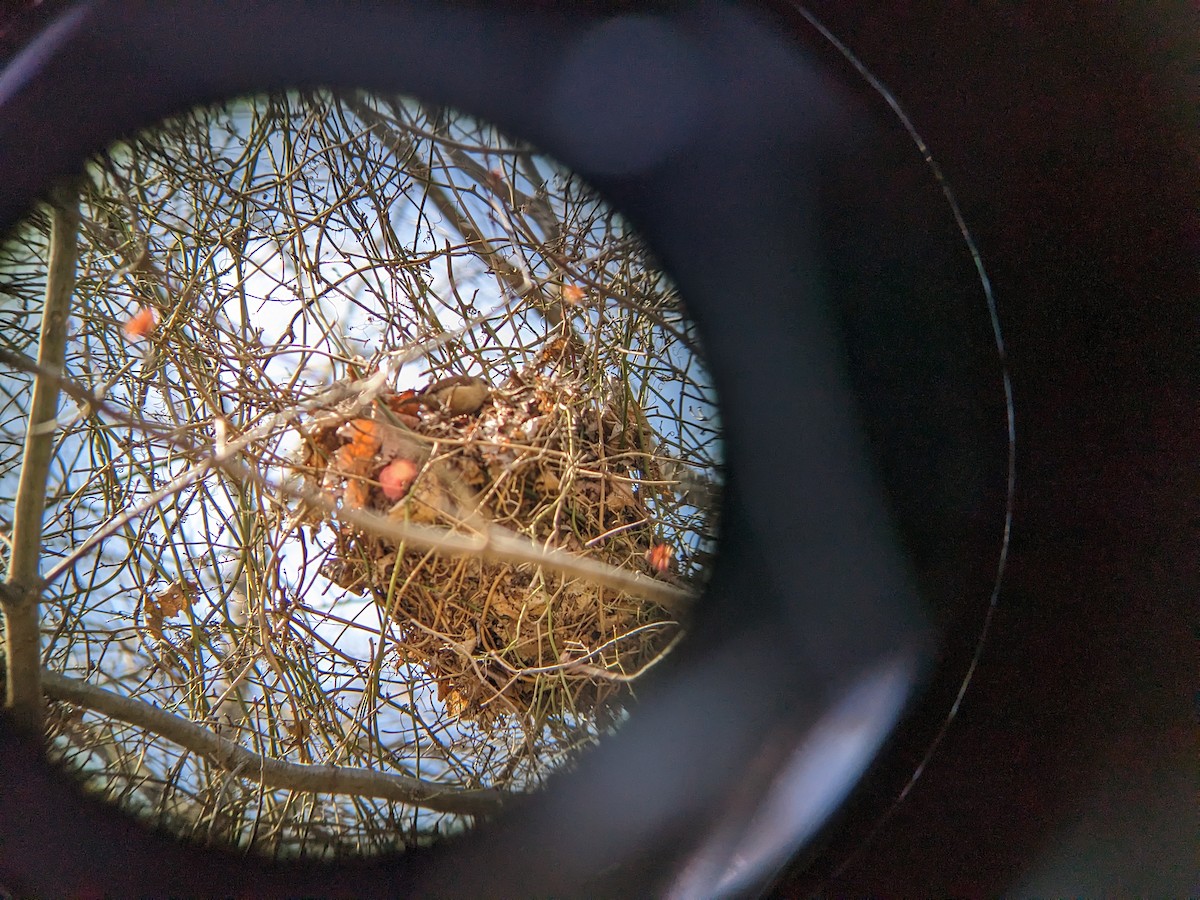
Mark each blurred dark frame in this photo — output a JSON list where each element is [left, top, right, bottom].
[[0, 1, 1195, 897], [785, 1, 1198, 895]]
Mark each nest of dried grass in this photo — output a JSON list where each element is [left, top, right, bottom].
[[292, 354, 685, 729]]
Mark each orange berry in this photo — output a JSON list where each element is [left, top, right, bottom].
[[123, 306, 158, 340], [645, 542, 674, 574], [379, 457, 419, 500]]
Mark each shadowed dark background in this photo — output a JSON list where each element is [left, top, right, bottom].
[[780, 2, 1197, 895]]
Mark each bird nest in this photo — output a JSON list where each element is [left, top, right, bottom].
[[291, 357, 687, 729]]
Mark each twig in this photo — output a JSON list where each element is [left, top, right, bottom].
[[345, 95, 559, 318]]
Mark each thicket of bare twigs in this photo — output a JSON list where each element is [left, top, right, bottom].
[[0, 90, 722, 857]]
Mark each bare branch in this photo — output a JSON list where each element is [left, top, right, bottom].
[[40, 670, 507, 816], [3, 176, 82, 731], [345, 94, 564, 324]]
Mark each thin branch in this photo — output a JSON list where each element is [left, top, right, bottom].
[[40, 670, 507, 816], [3, 176, 82, 732], [345, 95, 561, 321]]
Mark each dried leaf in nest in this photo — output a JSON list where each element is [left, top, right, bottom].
[[437, 680, 470, 718]]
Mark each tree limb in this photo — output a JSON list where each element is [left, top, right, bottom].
[[3, 177, 82, 732], [41, 670, 508, 816]]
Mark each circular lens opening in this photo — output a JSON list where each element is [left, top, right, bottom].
[[0, 89, 723, 858]]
